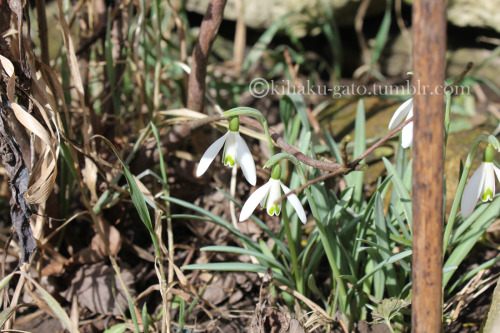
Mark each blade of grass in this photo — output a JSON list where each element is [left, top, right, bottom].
[[182, 262, 294, 288], [345, 100, 366, 211], [201, 246, 290, 278], [21, 272, 79, 333], [383, 157, 413, 228]]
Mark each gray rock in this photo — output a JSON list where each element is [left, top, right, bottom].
[[185, 0, 386, 29], [448, 48, 500, 89], [383, 30, 500, 89], [448, 0, 500, 32]]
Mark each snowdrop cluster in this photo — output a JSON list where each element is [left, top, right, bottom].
[[196, 116, 307, 224]]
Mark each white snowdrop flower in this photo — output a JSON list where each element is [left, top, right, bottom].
[[239, 165, 306, 223], [461, 144, 500, 218], [196, 116, 256, 186], [388, 98, 413, 149]]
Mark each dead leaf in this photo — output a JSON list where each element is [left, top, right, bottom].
[[0, 55, 15, 77], [10, 102, 57, 204], [0, 104, 35, 263], [70, 215, 123, 265], [60, 262, 135, 316], [41, 216, 122, 276]]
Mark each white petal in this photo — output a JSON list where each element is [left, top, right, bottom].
[[388, 98, 413, 130], [401, 120, 413, 149], [196, 132, 229, 177], [494, 164, 500, 183], [266, 179, 283, 216], [280, 183, 307, 224], [481, 163, 495, 202], [235, 134, 256, 186], [239, 181, 271, 221], [222, 131, 237, 167], [461, 163, 487, 218]]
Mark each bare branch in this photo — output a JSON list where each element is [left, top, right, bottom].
[[187, 0, 227, 112]]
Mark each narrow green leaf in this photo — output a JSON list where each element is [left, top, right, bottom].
[[370, 0, 392, 66], [383, 157, 413, 228], [281, 94, 309, 129], [21, 273, 79, 333], [242, 14, 292, 71], [346, 99, 366, 210], [0, 304, 26, 328], [142, 303, 150, 333], [165, 196, 259, 251], [201, 246, 289, 277], [103, 324, 128, 333], [182, 262, 293, 288], [355, 250, 412, 287], [94, 135, 158, 252], [0, 272, 14, 291]]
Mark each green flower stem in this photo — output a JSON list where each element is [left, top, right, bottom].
[[262, 120, 275, 155], [223, 107, 274, 155], [282, 203, 302, 294], [443, 133, 492, 256]]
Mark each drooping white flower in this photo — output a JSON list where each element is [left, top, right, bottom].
[[239, 165, 307, 223], [196, 116, 256, 185], [388, 98, 413, 149], [461, 144, 500, 218]]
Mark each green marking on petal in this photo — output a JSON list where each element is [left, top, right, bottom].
[[268, 205, 281, 216], [224, 155, 235, 167], [482, 188, 494, 201]]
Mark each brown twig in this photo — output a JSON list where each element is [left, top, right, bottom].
[[240, 116, 347, 172], [186, 0, 227, 112], [449, 61, 473, 89], [239, 112, 413, 203], [349, 116, 413, 167], [277, 116, 414, 200]]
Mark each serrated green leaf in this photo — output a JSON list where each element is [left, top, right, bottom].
[[372, 297, 411, 323]]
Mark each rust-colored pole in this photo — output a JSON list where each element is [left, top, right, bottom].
[[412, 0, 446, 332]]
